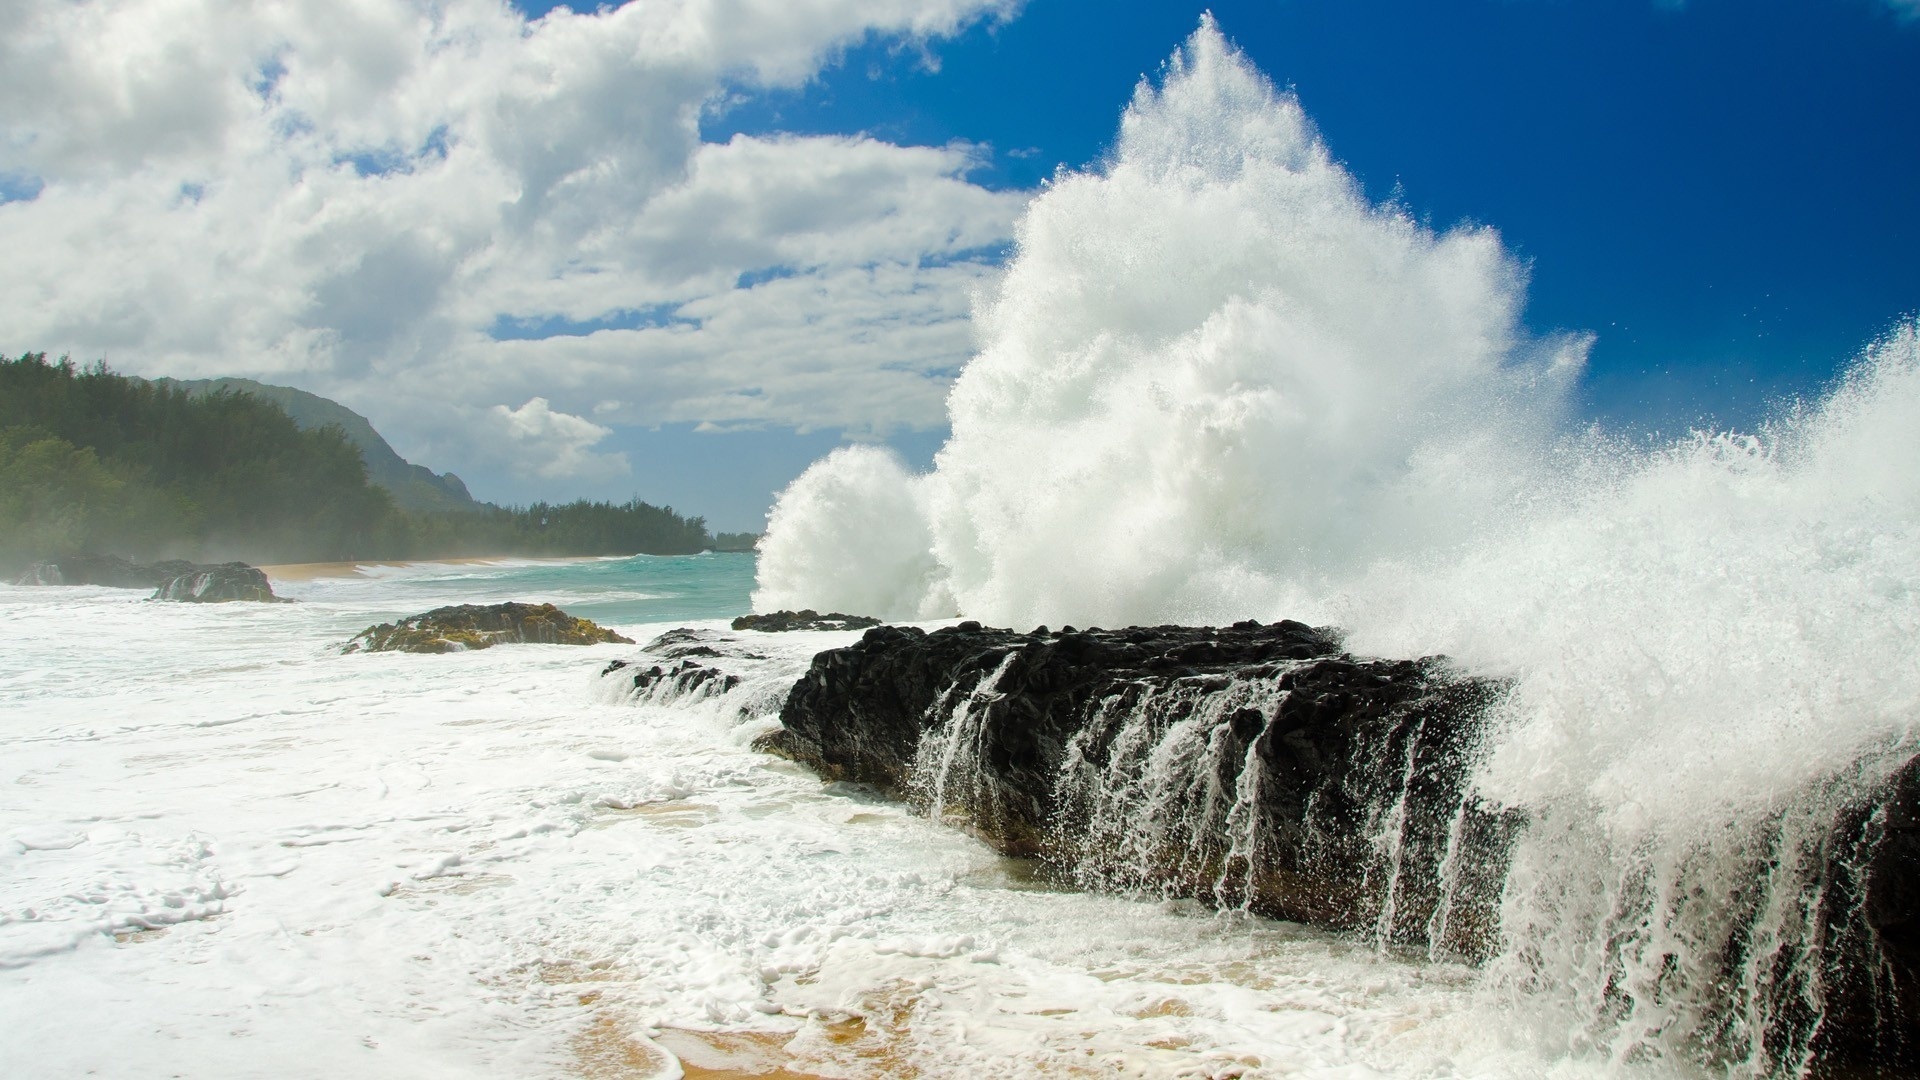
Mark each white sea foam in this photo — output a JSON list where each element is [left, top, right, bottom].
[[755, 16, 1920, 1072], [2, 574, 1616, 1079]]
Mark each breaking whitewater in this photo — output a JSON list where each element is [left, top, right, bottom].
[[6, 22, 1917, 1080]]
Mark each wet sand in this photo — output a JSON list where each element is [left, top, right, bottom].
[[575, 1019, 904, 1080], [575, 1020, 835, 1080]]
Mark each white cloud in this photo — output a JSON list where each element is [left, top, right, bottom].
[[484, 397, 629, 482], [0, 0, 1023, 490]]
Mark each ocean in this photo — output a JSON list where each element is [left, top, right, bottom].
[[0, 554, 1582, 1079]]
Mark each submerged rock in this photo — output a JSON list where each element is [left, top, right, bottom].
[[601, 629, 746, 700], [345, 602, 633, 654], [15, 554, 202, 588], [151, 563, 286, 603], [599, 627, 848, 721], [731, 609, 881, 632], [602, 656, 742, 701]]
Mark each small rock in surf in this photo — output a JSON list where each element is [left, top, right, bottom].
[[345, 602, 634, 653], [731, 609, 881, 632], [151, 563, 287, 603]]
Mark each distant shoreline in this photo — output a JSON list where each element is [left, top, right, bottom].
[[258, 555, 601, 582]]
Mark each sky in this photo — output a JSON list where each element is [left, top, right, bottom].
[[3, 0, 1916, 532]]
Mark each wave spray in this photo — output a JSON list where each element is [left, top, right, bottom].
[[755, 17, 1920, 1074]]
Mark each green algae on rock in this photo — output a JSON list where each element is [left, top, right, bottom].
[[345, 602, 634, 654]]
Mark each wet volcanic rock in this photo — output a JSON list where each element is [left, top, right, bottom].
[[602, 628, 745, 699], [345, 602, 633, 653], [1803, 752, 1920, 1070], [732, 609, 882, 632], [758, 619, 1518, 956], [750, 620, 1920, 1072], [151, 562, 286, 603]]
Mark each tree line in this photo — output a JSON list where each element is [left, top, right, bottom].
[[0, 352, 755, 569]]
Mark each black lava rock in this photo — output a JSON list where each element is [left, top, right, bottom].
[[151, 563, 287, 603], [731, 609, 883, 632], [749, 619, 1920, 1073], [757, 619, 1517, 956]]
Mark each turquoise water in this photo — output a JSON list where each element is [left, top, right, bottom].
[[286, 551, 758, 627]]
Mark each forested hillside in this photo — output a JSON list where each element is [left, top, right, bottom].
[[153, 376, 481, 514], [0, 353, 754, 568]]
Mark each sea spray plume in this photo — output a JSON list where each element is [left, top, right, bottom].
[[746, 15, 1920, 1071], [754, 17, 1585, 625], [1349, 322, 1920, 817], [752, 444, 950, 618], [1339, 324, 1920, 1070]]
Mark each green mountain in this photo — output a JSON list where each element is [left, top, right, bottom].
[[3, 353, 756, 569], [153, 377, 480, 514], [3, 355, 393, 565]]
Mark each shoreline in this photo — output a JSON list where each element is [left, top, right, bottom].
[[258, 555, 602, 582]]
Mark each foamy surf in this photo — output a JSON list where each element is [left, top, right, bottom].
[[2, 571, 1639, 1079]]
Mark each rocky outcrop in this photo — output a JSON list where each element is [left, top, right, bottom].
[[602, 629, 744, 700], [732, 609, 882, 633], [15, 554, 201, 588], [603, 655, 742, 699], [748, 619, 1920, 1074], [598, 628, 813, 719], [14, 554, 287, 602], [1795, 753, 1920, 1069], [758, 619, 1517, 956], [345, 602, 633, 653], [151, 563, 286, 603]]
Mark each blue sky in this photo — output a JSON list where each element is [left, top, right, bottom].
[[3, 0, 1915, 531], [612, 0, 1920, 526], [703, 0, 1920, 423]]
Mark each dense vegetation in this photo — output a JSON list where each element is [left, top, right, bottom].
[[0, 353, 755, 569], [155, 375, 483, 514], [399, 501, 743, 560]]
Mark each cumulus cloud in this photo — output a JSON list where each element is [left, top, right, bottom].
[[482, 397, 629, 482], [0, 0, 1022, 489]]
